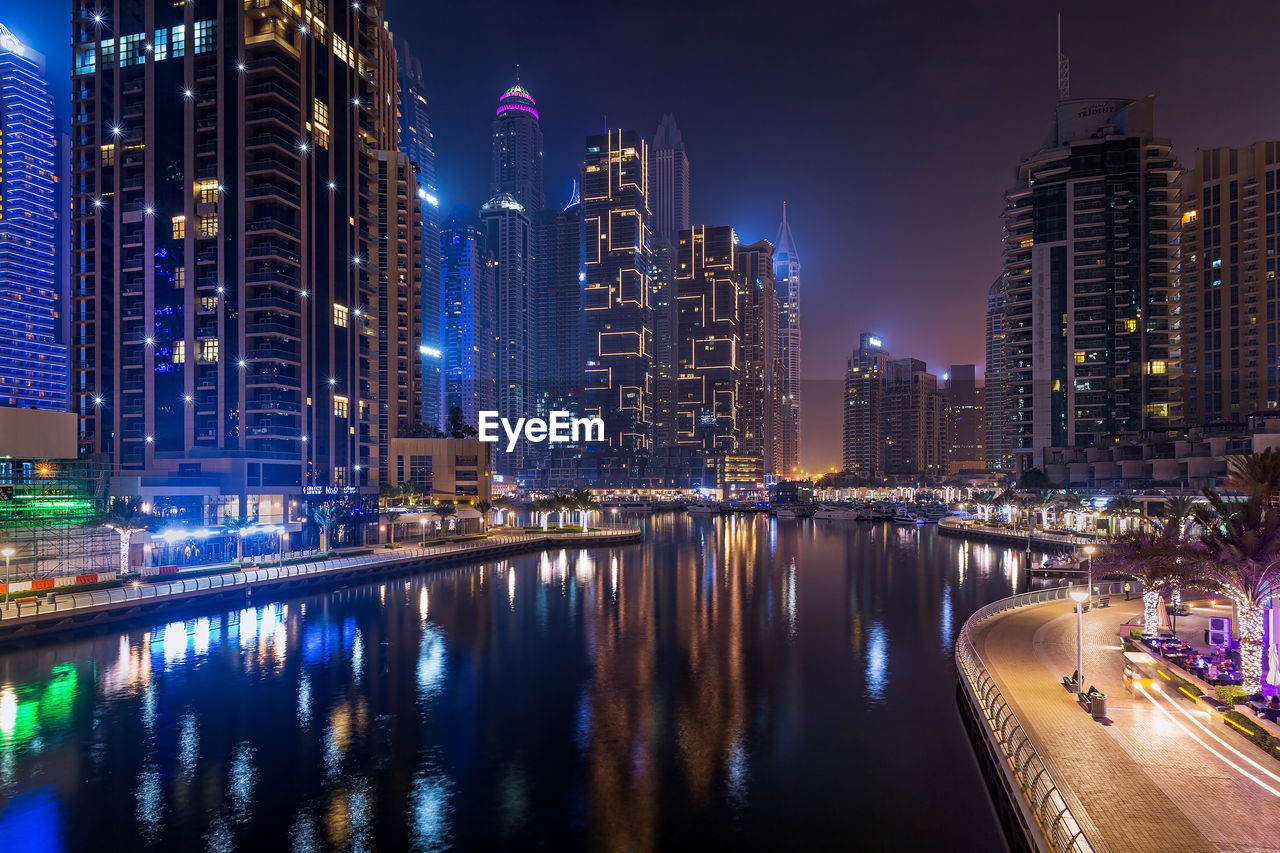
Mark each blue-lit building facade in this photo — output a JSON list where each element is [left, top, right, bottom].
[[491, 80, 544, 211], [0, 25, 67, 411], [394, 35, 443, 429], [440, 207, 495, 427], [480, 192, 530, 477]]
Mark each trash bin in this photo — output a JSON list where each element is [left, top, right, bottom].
[[1090, 691, 1107, 719]]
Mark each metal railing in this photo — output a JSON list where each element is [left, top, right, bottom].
[[956, 580, 1137, 853], [939, 518, 1108, 547], [0, 528, 640, 624]]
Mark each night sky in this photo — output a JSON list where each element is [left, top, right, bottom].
[[9, 0, 1280, 470]]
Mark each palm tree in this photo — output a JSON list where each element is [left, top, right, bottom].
[[94, 500, 151, 575], [570, 488, 598, 531], [492, 496, 514, 527], [971, 490, 999, 524], [382, 508, 399, 546], [1226, 446, 1280, 502], [1158, 495, 1199, 540], [1108, 495, 1141, 535], [1094, 528, 1196, 637], [1183, 489, 1280, 693], [477, 500, 493, 530], [552, 493, 570, 528], [311, 503, 335, 553], [434, 501, 456, 536], [223, 514, 257, 566], [533, 496, 554, 531]]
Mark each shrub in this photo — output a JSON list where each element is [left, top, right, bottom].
[[1222, 710, 1280, 763], [1215, 686, 1251, 707]]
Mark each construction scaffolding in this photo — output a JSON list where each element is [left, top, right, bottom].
[[0, 458, 115, 583]]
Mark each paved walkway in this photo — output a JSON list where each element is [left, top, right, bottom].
[[972, 597, 1280, 853]]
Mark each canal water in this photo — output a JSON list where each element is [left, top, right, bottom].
[[0, 515, 1049, 851]]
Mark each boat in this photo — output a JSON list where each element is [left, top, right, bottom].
[[814, 505, 858, 521], [774, 505, 815, 519], [608, 500, 657, 512], [686, 503, 723, 516], [892, 507, 923, 525]]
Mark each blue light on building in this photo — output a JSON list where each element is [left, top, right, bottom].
[[0, 24, 67, 411]]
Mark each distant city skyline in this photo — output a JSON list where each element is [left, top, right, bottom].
[[7, 1, 1280, 470]]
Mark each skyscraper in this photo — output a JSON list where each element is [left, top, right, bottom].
[[491, 77, 544, 211], [843, 333, 889, 476], [72, 0, 407, 519], [394, 35, 443, 429], [676, 225, 740, 454], [440, 207, 496, 427], [1179, 143, 1280, 423], [736, 239, 781, 476], [0, 25, 66, 411], [375, 151, 423, 486], [984, 276, 1010, 471], [944, 365, 984, 472], [580, 129, 653, 452], [530, 183, 582, 418], [649, 115, 690, 449], [774, 203, 802, 477], [480, 192, 531, 476], [1001, 96, 1179, 471], [881, 358, 946, 476]]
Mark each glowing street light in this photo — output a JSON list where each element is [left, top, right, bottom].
[[1, 545, 13, 609], [1070, 589, 1088, 691]]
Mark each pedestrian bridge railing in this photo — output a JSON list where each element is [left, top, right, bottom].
[[955, 580, 1137, 853]]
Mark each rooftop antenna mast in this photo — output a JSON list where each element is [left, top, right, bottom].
[[1057, 13, 1070, 101]]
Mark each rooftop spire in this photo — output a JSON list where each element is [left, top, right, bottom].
[[1057, 13, 1070, 101], [775, 201, 798, 260]]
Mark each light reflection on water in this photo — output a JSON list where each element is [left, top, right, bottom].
[[0, 517, 1043, 850]]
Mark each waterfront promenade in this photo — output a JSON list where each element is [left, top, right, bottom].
[[939, 517, 1105, 549], [969, 595, 1280, 852], [0, 527, 639, 640]]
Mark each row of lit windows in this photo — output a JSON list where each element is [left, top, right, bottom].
[[75, 22, 215, 75], [171, 214, 218, 239]]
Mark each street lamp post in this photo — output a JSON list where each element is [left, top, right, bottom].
[[1, 546, 13, 610], [1070, 589, 1088, 691], [1083, 544, 1096, 604], [420, 518, 427, 547]]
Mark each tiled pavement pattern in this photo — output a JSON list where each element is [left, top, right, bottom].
[[972, 596, 1280, 853]]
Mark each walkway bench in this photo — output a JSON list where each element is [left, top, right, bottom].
[[1094, 596, 1110, 608]]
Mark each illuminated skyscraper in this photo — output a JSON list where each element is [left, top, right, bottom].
[[1001, 96, 1179, 471], [0, 26, 66, 411], [71, 0, 410, 519], [774, 203, 802, 476], [843, 333, 889, 476], [480, 192, 531, 476], [737, 239, 781, 477], [440, 207, 496, 426], [676, 225, 740, 453], [491, 76, 544, 211], [395, 35, 443, 429], [580, 129, 653, 452], [984, 276, 1011, 471], [649, 114, 689, 449]]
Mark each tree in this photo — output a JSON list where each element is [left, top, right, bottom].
[[533, 497, 553, 531], [445, 406, 477, 439], [1184, 489, 1280, 693], [94, 500, 151, 575], [492, 496, 515, 526], [311, 503, 335, 553], [1158, 495, 1199, 540], [971, 490, 999, 524], [434, 501, 456, 535], [477, 500, 493, 530], [1226, 446, 1280, 502], [1108, 496, 1142, 535], [570, 488, 598, 531], [383, 508, 399, 545], [1094, 528, 1196, 637], [223, 514, 258, 566]]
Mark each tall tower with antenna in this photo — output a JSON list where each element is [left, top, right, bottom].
[[1057, 14, 1070, 101]]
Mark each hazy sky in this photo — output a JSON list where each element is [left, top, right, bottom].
[[10, 0, 1280, 470]]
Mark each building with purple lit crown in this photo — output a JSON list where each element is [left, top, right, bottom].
[[491, 78, 544, 211]]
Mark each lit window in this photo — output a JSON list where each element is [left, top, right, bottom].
[[198, 338, 219, 362], [152, 28, 168, 61], [1073, 350, 1086, 364], [1125, 319, 1138, 333], [1145, 403, 1169, 418], [313, 98, 330, 127], [194, 20, 216, 54], [100, 144, 115, 166], [172, 340, 186, 364], [1147, 360, 1167, 375], [173, 267, 186, 289], [199, 296, 217, 312], [333, 304, 348, 328], [1019, 237, 1033, 248], [197, 214, 218, 238], [170, 25, 185, 58], [196, 179, 219, 204], [171, 215, 186, 239], [119, 33, 144, 66], [333, 395, 349, 418], [74, 43, 96, 75]]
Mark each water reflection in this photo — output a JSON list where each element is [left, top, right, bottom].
[[0, 517, 1038, 851]]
